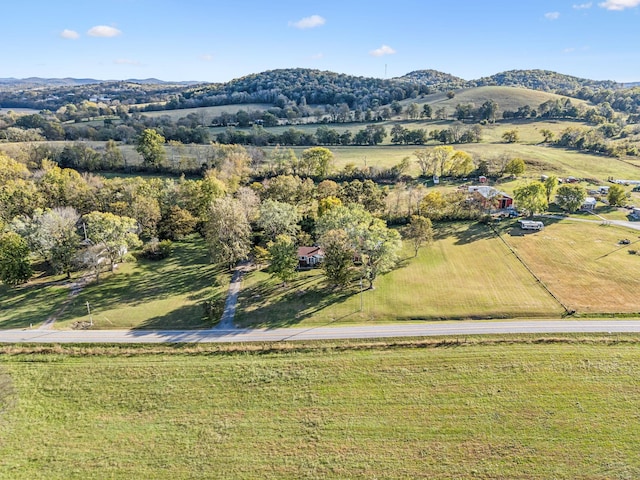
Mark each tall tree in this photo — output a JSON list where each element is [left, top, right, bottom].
[[543, 175, 559, 203], [258, 199, 301, 242], [267, 234, 298, 286], [299, 147, 334, 178], [403, 215, 433, 257], [514, 182, 548, 216], [316, 205, 401, 289], [320, 229, 354, 288], [0, 232, 32, 286], [205, 197, 251, 269], [84, 211, 141, 272], [555, 184, 586, 212], [135, 129, 166, 169], [607, 184, 627, 207]]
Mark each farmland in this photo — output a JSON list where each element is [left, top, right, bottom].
[[235, 223, 563, 328], [500, 219, 640, 314], [1, 339, 639, 479]]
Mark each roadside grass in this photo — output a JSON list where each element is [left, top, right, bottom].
[[1, 341, 639, 479], [54, 237, 228, 330], [235, 222, 562, 328], [0, 272, 70, 329], [498, 218, 640, 313]]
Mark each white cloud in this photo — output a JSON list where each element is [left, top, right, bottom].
[[60, 29, 79, 40], [310, 52, 324, 60], [369, 45, 396, 57], [563, 47, 576, 53], [289, 15, 326, 29], [545, 11, 561, 20], [87, 25, 122, 37], [573, 2, 593, 8], [599, 0, 640, 9], [114, 58, 140, 65], [200, 54, 214, 62]]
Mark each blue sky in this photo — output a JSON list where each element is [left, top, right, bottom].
[[2, 0, 640, 82]]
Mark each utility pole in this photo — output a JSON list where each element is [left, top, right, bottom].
[[86, 301, 93, 327]]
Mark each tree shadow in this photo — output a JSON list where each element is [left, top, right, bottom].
[[56, 238, 227, 326], [132, 304, 212, 330], [235, 272, 360, 329]]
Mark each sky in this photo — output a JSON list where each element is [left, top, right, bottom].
[[2, 0, 640, 83]]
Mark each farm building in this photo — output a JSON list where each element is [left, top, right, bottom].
[[468, 186, 513, 209], [519, 220, 544, 230], [631, 207, 640, 219], [581, 197, 597, 211], [298, 246, 324, 268]]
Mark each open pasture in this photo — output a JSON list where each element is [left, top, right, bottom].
[[1, 340, 639, 479], [501, 219, 640, 314]]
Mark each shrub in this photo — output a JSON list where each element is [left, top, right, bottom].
[[140, 239, 174, 260]]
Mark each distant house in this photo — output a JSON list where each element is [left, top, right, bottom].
[[631, 207, 640, 220], [581, 197, 597, 211], [598, 186, 610, 194], [519, 220, 544, 230], [298, 246, 324, 268], [468, 186, 513, 209]]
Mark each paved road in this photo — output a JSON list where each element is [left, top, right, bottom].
[[541, 214, 640, 231], [214, 263, 249, 330], [1, 320, 640, 344]]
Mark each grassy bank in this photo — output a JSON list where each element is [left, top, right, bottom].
[[1, 338, 639, 479]]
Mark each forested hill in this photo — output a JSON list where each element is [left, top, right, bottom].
[[474, 69, 620, 92], [0, 67, 635, 113], [182, 68, 431, 109], [394, 69, 468, 89]]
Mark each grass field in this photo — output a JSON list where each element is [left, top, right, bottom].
[[235, 223, 562, 328], [499, 218, 640, 314], [1, 339, 639, 479], [140, 103, 273, 122], [53, 238, 229, 329], [0, 274, 70, 329], [400, 85, 593, 119]]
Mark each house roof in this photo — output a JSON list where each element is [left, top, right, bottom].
[[583, 196, 597, 205], [468, 186, 512, 199], [298, 246, 324, 257]]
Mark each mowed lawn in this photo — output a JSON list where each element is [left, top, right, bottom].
[[1, 341, 639, 479], [0, 277, 70, 329], [501, 219, 640, 314], [236, 223, 562, 328], [55, 238, 229, 329]]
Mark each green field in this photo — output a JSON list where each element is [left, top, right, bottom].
[[0, 275, 70, 329], [1, 339, 639, 479], [236, 223, 563, 328], [51, 238, 228, 330], [500, 219, 640, 314], [140, 103, 274, 122]]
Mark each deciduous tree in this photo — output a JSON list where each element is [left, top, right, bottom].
[[607, 184, 627, 207], [135, 129, 166, 169], [555, 184, 586, 212], [514, 181, 548, 216], [0, 232, 32, 286], [267, 234, 298, 286], [205, 197, 251, 269], [403, 215, 433, 257]]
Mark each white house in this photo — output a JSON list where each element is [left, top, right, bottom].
[[581, 197, 597, 211], [298, 246, 324, 268]]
